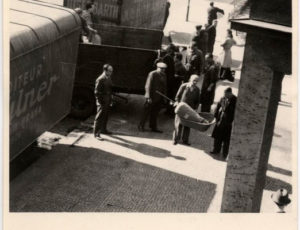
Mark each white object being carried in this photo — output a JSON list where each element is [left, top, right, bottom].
[[175, 102, 207, 122], [175, 102, 215, 132]]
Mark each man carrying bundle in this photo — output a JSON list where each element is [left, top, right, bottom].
[[172, 75, 201, 146]]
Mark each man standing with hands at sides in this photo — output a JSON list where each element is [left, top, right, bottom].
[[200, 53, 219, 112], [211, 87, 237, 159], [207, 2, 224, 25], [138, 62, 167, 133], [94, 64, 113, 140], [173, 75, 201, 146]]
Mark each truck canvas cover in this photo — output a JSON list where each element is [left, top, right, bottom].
[[10, 0, 81, 160]]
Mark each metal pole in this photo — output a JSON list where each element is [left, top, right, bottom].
[[186, 0, 191, 22]]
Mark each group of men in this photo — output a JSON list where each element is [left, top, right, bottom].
[[74, 2, 99, 43], [192, 2, 224, 56], [93, 59, 236, 159], [92, 1, 236, 159]]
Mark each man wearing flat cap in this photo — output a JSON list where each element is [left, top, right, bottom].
[[138, 62, 167, 133]]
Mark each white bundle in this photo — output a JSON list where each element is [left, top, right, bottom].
[[175, 102, 208, 123]]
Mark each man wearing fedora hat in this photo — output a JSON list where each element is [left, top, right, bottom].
[[271, 188, 291, 213], [138, 62, 167, 133]]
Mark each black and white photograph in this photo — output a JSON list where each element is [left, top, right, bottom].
[[5, 0, 297, 228]]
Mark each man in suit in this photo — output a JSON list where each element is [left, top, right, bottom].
[[200, 53, 219, 112], [162, 44, 176, 115], [199, 24, 209, 56], [191, 25, 202, 50], [93, 64, 113, 140], [139, 62, 167, 133], [207, 2, 224, 25], [211, 87, 237, 158], [207, 20, 218, 54], [173, 75, 201, 146], [186, 43, 204, 77], [174, 52, 187, 91]]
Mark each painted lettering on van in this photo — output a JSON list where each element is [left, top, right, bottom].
[[10, 74, 59, 121], [10, 64, 43, 92]]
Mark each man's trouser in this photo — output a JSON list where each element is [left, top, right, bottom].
[[201, 102, 212, 113], [173, 115, 190, 143], [139, 100, 162, 129], [93, 98, 110, 135], [201, 91, 215, 113], [207, 40, 215, 54], [213, 138, 230, 157]]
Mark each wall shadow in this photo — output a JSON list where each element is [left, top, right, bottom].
[[278, 101, 292, 108], [10, 144, 216, 212], [268, 164, 292, 177], [265, 175, 292, 194]]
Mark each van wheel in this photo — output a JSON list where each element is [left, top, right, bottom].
[[70, 87, 95, 119]]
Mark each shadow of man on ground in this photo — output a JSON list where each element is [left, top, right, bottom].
[[106, 135, 186, 161]]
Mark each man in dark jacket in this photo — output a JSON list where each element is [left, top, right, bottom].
[[207, 2, 224, 25], [200, 53, 219, 112], [207, 20, 218, 54], [191, 25, 202, 50], [173, 75, 201, 145], [162, 44, 176, 115], [186, 43, 204, 77], [211, 87, 237, 158], [199, 25, 209, 56], [138, 62, 167, 133], [93, 64, 113, 140], [174, 52, 187, 91]]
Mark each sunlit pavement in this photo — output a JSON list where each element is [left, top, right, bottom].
[[10, 73, 293, 212], [10, 0, 292, 213]]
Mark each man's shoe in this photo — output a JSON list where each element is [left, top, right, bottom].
[[94, 134, 104, 141], [182, 142, 191, 146], [151, 129, 163, 133], [210, 151, 218, 155], [173, 140, 178, 145], [102, 130, 112, 135]]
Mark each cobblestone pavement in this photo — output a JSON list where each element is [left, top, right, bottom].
[[10, 73, 293, 212], [10, 0, 293, 213]]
